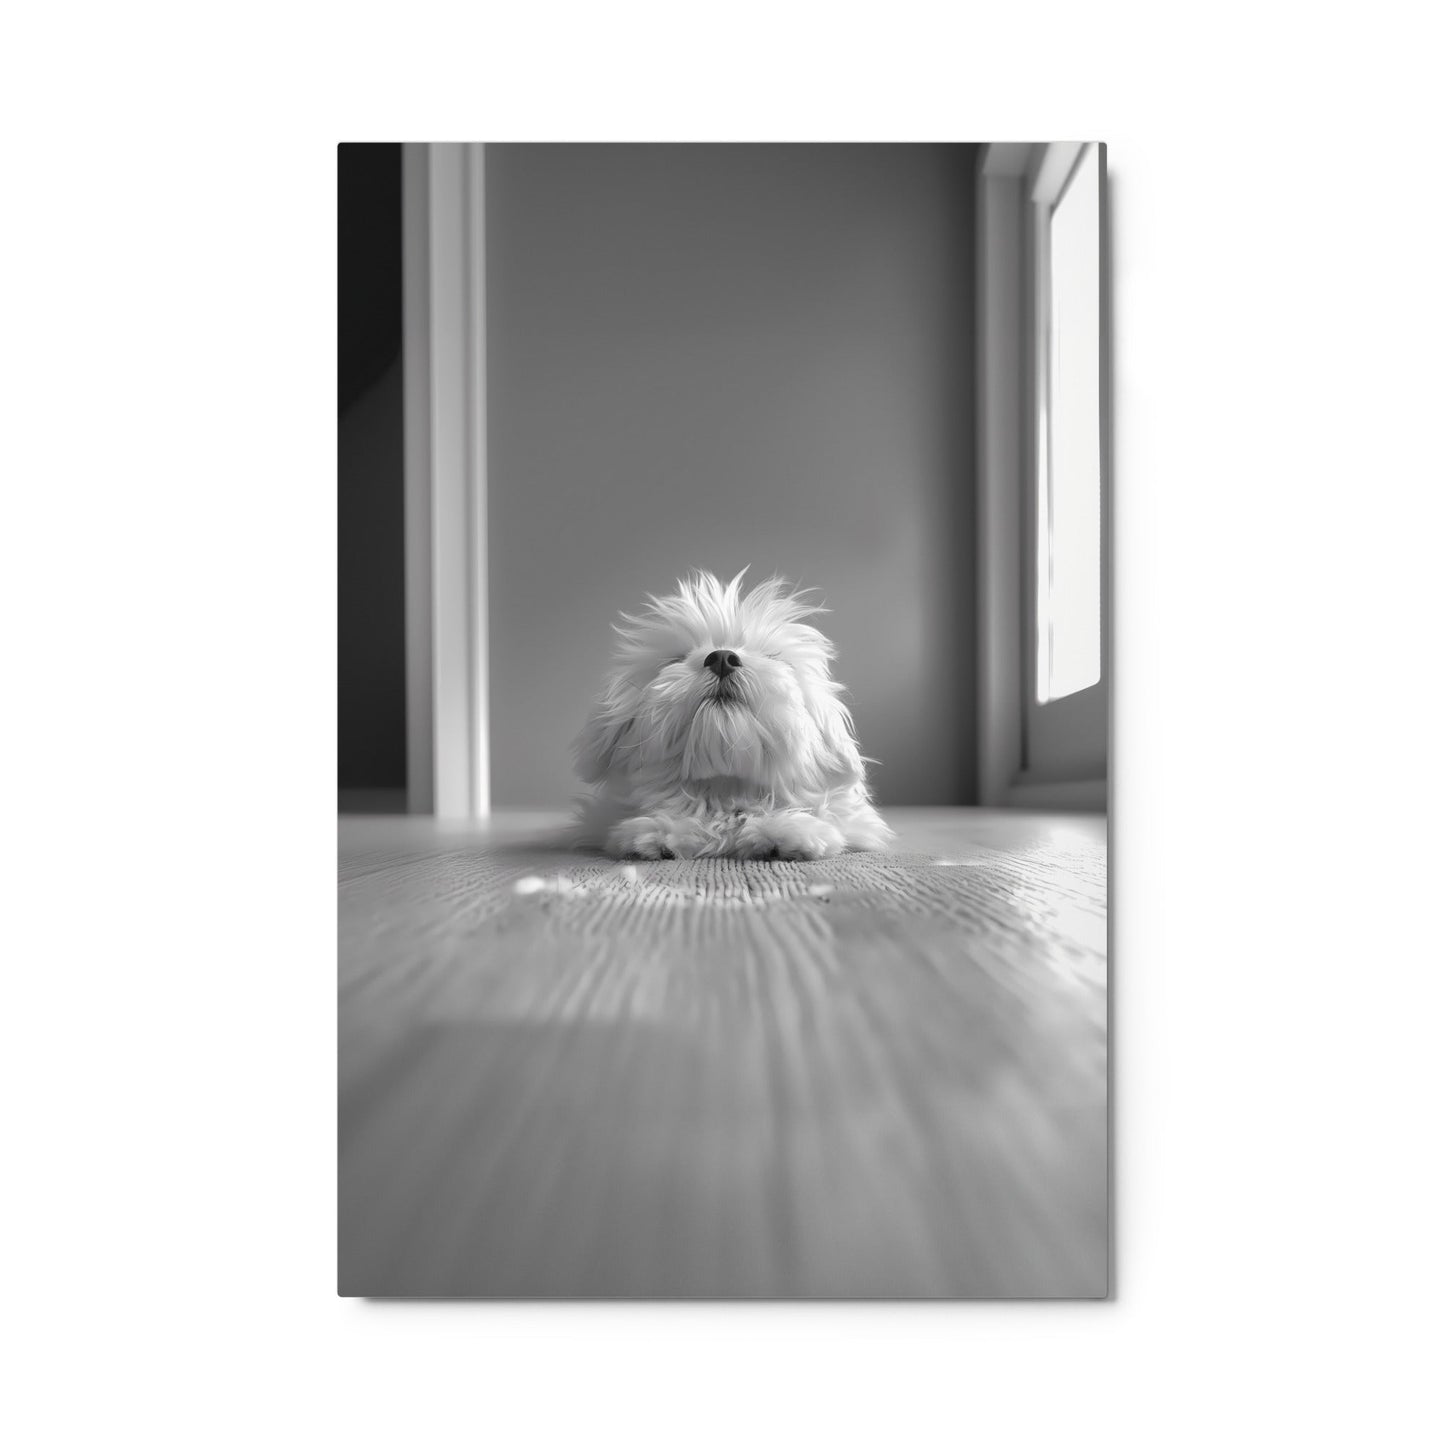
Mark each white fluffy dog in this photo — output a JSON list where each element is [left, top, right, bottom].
[[573, 570, 893, 860]]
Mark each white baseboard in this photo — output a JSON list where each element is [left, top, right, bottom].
[[1000, 775, 1106, 811]]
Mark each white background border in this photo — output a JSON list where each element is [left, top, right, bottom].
[[5, 3, 1443, 1441]]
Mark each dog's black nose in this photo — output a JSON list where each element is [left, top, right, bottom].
[[703, 649, 742, 679]]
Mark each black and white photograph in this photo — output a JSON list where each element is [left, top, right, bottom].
[[10, 4, 1445, 1440], [339, 142, 1111, 1298]]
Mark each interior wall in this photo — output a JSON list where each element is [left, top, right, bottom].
[[485, 143, 977, 808]]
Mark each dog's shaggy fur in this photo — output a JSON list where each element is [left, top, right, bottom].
[[573, 570, 893, 860]]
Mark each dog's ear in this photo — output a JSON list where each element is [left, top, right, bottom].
[[804, 684, 865, 791], [573, 682, 638, 785]]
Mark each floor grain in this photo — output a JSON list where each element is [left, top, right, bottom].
[[338, 807, 1108, 1298]]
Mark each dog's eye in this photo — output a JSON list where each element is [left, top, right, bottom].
[[665, 657, 684, 666]]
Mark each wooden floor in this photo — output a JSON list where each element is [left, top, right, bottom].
[[339, 807, 1108, 1298]]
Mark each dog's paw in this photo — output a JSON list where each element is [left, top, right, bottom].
[[737, 812, 846, 861], [840, 803, 894, 852], [606, 814, 709, 860]]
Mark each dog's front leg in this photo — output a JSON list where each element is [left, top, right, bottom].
[[606, 813, 711, 860], [736, 810, 846, 861]]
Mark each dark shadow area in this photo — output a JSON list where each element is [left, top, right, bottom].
[[338, 788, 408, 815], [338, 143, 407, 792]]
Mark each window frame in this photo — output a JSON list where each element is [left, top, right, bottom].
[[976, 142, 1110, 810]]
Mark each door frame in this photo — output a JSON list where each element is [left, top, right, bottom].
[[402, 142, 491, 818]]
